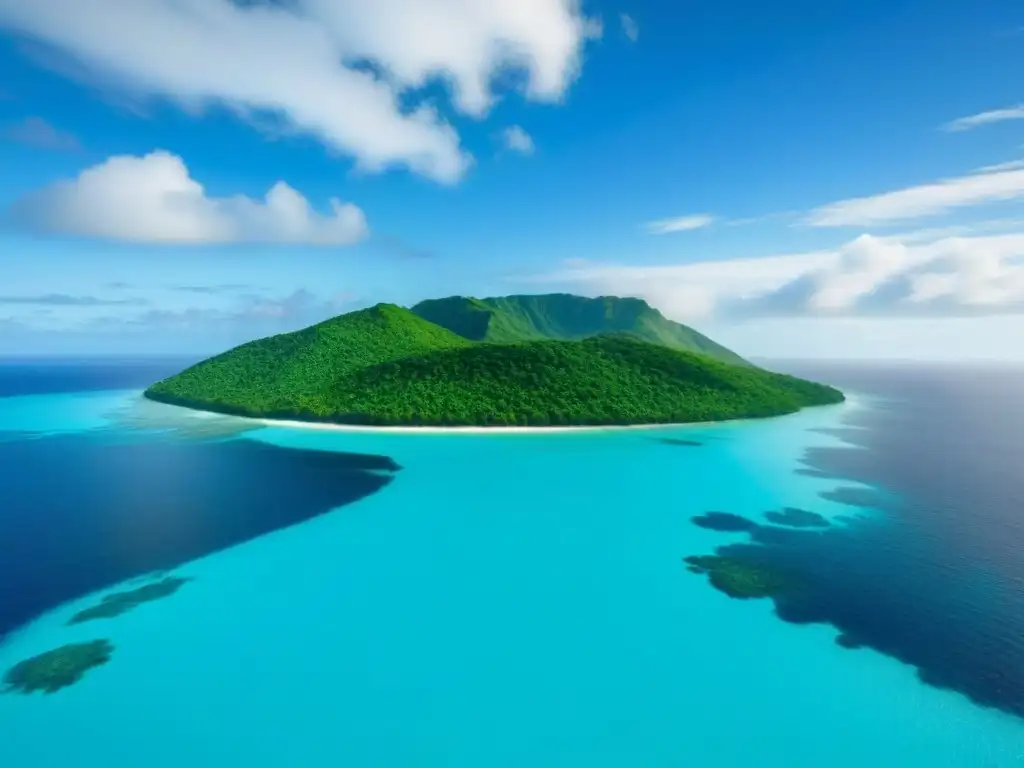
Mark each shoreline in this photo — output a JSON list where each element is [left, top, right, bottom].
[[253, 416, 700, 435], [150, 396, 860, 436]]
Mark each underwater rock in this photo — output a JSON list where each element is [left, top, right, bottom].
[[683, 554, 794, 600], [68, 576, 191, 624], [656, 438, 703, 447], [836, 633, 864, 650], [3, 640, 113, 694], [763, 507, 831, 528], [691, 511, 759, 532]]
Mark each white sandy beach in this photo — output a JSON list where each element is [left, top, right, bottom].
[[250, 395, 861, 435]]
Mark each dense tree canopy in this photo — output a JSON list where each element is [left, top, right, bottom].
[[145, 300, 844, 428]]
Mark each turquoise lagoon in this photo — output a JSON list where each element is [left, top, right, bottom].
[[0, 387, 1022, 766]]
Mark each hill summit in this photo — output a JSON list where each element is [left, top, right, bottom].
[[144, 293, 843, 428], [410, 293, 748, 366]]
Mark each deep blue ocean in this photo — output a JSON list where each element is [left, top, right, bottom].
[[1, 357, 1022, 766]]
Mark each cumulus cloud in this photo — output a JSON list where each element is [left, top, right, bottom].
[[620, 13, 638, 42], [522, 231, 1024, 320], [501, 124, 535, 155], [805, 164, 1024, 227], [942, 104, 1024, 132], [0, 0, 598, 184], [8, 150, 368, 245], [3, 116, 80, 151], [645, 214, 715, 234]]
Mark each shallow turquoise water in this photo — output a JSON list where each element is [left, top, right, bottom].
[[1, 390, 1022, 766]]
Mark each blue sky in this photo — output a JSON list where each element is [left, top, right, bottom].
[[1, 0, 1023, 358]]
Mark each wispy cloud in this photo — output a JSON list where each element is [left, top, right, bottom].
[[942, 104, 1024, 132], [0, 0, 599, 184], [0, 293, 147, 306], [620, 13, 638, 42], [645, 214, 715, 234], [975, 159, 1024, 173], [89, 289, 360, 335], [804, 164, 1024, 227], [2, 116, 80, 151], [170, 284, 253, 294], [500, 125, 535, 155], [368, 234, 436, 260], [8, 150, 368, 245], [520, 230, 1024, 320]]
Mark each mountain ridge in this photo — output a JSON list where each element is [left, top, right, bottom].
[[410, 293, 749, 366]]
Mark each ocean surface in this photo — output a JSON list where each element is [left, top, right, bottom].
[[0, 357, 1022, 766]]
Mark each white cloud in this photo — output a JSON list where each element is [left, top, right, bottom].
[[976, 159, 1024, 173], [501, 125, 535, 155], [9, 150, 368, 245], [620, 13, 638, 42], [0, 0, 598, 184], [521, 231, 1024, 321], [942, 104, 1024, 132], [645, 214, 715, 234], [805, 165, 1024, 227]]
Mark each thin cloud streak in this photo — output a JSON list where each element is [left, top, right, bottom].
[[645, 214, 715, 234], [804, 165, 1024, 227], [942, 104, 1024, 132], [0, 293, 147, 306]]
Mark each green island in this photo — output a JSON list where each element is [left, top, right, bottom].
[[144, 293, 844, 427], [3, 640, 113, 694], [68, 576, 191, 625]]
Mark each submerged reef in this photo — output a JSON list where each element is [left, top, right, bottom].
[[3, 640, 113, 694], [836, 633, 864, 650], [691, 511, 759, 533], [683, 554, 795, 600], [68, 576, 191, 625], [763, 507, 831, 528], [656, 438, 703, 447]]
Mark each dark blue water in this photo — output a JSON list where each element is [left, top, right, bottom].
[[732, 361, 1024, 718], [0, 359, 402, 641], [0, 357, 201, 397]]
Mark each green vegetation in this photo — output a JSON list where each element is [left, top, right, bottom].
[[145, 294, 844, 427], [146, 303, 470, 417], [68, 576, 191, 625], [411, 293, 749, 365], [683, 555, 794, 600], [4, 640, 113, 694]]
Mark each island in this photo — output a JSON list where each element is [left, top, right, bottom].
[[144, 293, 844, 428]]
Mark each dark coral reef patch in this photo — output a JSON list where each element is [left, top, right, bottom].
[[3, 640, 113, 694], [763, 507, 830, 528], [691, 511, 759, 533], [656, 438, 703, 447], [683, 554, 796, 600], [68, 576, 191, 625]]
